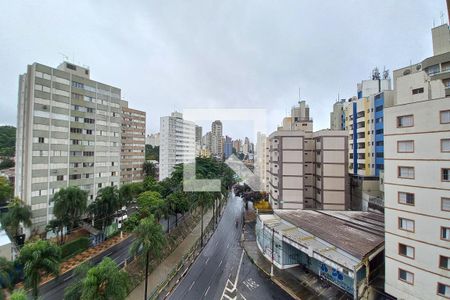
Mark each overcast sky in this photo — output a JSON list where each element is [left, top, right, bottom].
[[0, 0, 446, 141]]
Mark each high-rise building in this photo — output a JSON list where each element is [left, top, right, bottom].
[[202, 131, 212, 153], [195, 125, 202, 156], [384, 23, 450, 300], [233, 139, 242, 154], [159, 112, 195, 180], [211, 120, 223, 158], [267, 101, 349, 210], [255, 132, 268, 191], [330, 99, 346, 130], [224, 136, 233, 159], [15, 61, 123, 232], [146, 133, 160, 147], [120, 101, 146, 184]]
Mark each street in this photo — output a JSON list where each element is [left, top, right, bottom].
[[168, 193, 292, 300]]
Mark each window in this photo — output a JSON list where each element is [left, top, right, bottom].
[[38, 137, 45, 144], [398, 166, 414, 179], [442, 139, 450, 152], [398, 269, 414, 284], [441, 110, 450, 124], [398, 192, 415, 205], [412, 87, 424, 94], [398, 244, 414, 258], [441, 227, 450, 240], [397, 141, 414, 153], [437, 283, 450, 298], [56, 175, 64, 181], [442, 198, 450, 211], [399, 218, 415, 232], [440, 256, 450, 270], [70, 128, 82, 134], [397, 115, 414, 128], [442, 168, 450, 181]]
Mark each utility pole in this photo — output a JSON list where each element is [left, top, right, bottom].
[[271, 227, 274, 277]]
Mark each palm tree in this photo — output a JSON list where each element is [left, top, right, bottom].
[[1, 197, 31, 238], [9, 289, 27, 300], [166, 191, 189, 228], [129, 215, 166, 300], [88, 186, 121, 230], [80, 257, 130, 300], [0, 256, 15, 298], [195, 192, 213, 247], [63, 262, 91, 300], [18, 240, 61, 299]]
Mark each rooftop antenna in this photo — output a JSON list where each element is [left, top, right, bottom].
[[441, 11, 445, 25], [298, 87, 301, 101], [59, 52, 69, 62]]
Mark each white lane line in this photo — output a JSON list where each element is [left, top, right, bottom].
[[188, 280, 195, 291], [227, 243, 230, 249], [205, 257, 210, 264], [219, 259, 223, 267], [234, 249, 245, 286], [204, 286, 210, 297], [216, 240, 219, 246]]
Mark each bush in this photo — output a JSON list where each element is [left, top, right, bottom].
[[61, 237, 90, 259]]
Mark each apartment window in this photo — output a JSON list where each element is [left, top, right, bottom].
[[399, 217, 415, 232], [437, 283, 450, 298], [398, 243, 414, 259], [412, 87, 424, 95], [86, 129, 93, 135], [98, 183, 102, 188], [397, 141, 414, 153], [398, 166, 414, 179], [56, 175, 64, 181], [441, 227, 450, 240], [442, 139, 450, 152], [440, 256, 450, 270], [442, 198, 450, 211], [398, 192, 415, 205], [38, 137, 45, 144], [397, 115, 414, 128], [441, 110, 450, 124], [398, 269, 414, 284], [69, 174, 81, 180], [443, 168, 450, 181]]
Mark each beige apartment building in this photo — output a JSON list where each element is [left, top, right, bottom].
[[120, 102, 146, 184], [384, 24, 450, 300], [267, 101, 349, 210]]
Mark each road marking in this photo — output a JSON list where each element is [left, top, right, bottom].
[[205, 257, 210, 264], [219, 259, 223, 267], [204, 286, 210, 297], [216, 240, 219, 246], [188, 280, 195, 291], [234, 249, 245, 286], [227, 243, 230, 249]]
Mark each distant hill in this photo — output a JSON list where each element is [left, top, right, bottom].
[[0, 126, 16, 157]]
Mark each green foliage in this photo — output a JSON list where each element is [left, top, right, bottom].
[[143, 161, 157, 178], [10, 289, 27, 300], [18, 240, 61, 299], [130, 215, 166, 260], [0, 257, 15, 290], [137, 191, 165, 220], [123, 213, 140, 232], [80, 257, 130, 300], [0, 158, 14, 171], [60, 237, 90, 260], [88, 186, 121, 230], [145, 145, 159, 161], [1, 197, 32, 237], [0, 126, 16, 157], [143, 177, 162, 193], [0, 177, 12, 206], [63, 262, 91, 300]]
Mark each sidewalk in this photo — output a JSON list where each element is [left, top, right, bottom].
[[126, 208, 214, 299], [243, 228, 349, 300]]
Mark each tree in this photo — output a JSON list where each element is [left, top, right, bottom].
[[88, 186, 121, 230], [143, 161, 157, 178], [51, 186, 88, 244], [63, 262, 91, 300], [166, 191, 189, 228], [129, 215, 166, 300], [122, 213, 140, 232], [0, 126, 16, 157], [80, 257, 130, 300], [195, 192, 213, 247], [18, 240, 61, 299], [0, 177, 12, 207], [137, 191, 165, 221], [0, 256, 15, 293], [0, 159, 14, 171], [144, 145, 159, 161], [1, 197, 31, 238], [10, 289, 27, 300]]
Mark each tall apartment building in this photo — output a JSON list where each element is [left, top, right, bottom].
[[330, 99, 346, 130], [211, 120, 223, 159], [15, 61, 123, 231], [233, 139, 242, 154], [224, 136, 233, 159], [146, 132, 160, 147], [120, 101, 146, 184], [159, 112, 195, 180], [384, 23, 450, 300], [267, 101, 349, 210], [255, 132, 268, 191], [195, 125, 202, 156]]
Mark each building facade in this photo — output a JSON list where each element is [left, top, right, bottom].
[[255, 132, 268, 191], [159, 112, 195, 180], [15, 61, 123, 231], [384, 24, 450, 300], [211, 120, 223, 159], [146, 133, 160, 147], [224, 135, 233, 159], [120, 101, 146, 184]]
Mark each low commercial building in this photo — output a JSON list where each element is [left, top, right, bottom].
[[256, 210, 384, 299]]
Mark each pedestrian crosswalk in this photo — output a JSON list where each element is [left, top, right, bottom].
[[221, 279, 247, 300]]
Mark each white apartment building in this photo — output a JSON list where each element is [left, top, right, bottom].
[[267, 101, 349, 210], [384, 24, 450, 300], [159, 112, 195, 180], [146, 133, 160, 147], [211, 120, 223, 158], [255, 132, 268, 192], [15, 61, 123, 232]]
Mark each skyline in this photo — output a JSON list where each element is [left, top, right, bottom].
[[0, 1, 446, 139]]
